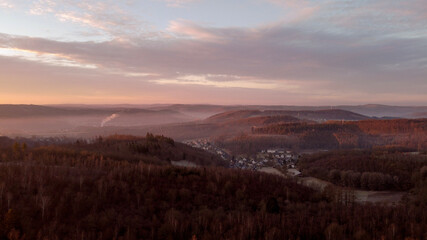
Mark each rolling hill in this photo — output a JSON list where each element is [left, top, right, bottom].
[[206, 109, 370, 122], [251, 118, 427, 150]]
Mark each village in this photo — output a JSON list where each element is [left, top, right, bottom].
[[184, 139, 301, 176], [184, 139, 230, 160]]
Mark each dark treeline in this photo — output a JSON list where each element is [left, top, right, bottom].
[[34, 134, 225, 167], [253, 119, 427, 136], [0, 136, 425, 239], [299, 149, 427, 191], [251, 118, 427, 150]]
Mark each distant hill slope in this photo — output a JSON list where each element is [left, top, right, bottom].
[[252, 118, 427, 150], [84, 109, 367, 141], [206, 109, 370, 122], [263, 109, 369, 121], [127, 112, 305, 141], [338, 104, 427, 118], [412, 112, 427, 118], [206, 110, 263, 122], [149, 104, 427, 118], [0, 105, 193, 136], [228, 115, 303, 126]]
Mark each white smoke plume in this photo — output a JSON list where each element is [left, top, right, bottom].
[[100, 113, 119, 127]]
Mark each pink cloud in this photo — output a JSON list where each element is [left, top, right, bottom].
[[167, 20, 225, 42], [1, 0, 427, 105], [0, 0, 13, 8], [24, 0, 147, 40], [265, 0, 321, 24]]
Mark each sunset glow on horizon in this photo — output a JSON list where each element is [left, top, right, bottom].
[[1, 0, 426, 105]]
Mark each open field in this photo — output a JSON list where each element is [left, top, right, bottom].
[[297, 176, 405, 204], [258, 167, 286, 177]]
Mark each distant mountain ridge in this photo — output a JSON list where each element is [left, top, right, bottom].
[[2, 104, 426, 119], [149, 104, 427, 118], [0, 104, 425, 138], [0, 104, 183, 118]]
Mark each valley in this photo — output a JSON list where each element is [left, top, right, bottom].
[[0, 104, 426, 239], [184, 138, 411, 205]]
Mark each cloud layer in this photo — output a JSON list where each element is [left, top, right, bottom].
[[0, 0, 426, 105]]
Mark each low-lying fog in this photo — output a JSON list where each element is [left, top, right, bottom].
[[0, 113, 196, 137]]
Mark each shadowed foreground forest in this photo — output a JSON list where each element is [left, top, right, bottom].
[[299, 149, 427, 191], [0, 135, 425, 239]]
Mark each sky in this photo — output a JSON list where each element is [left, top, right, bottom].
[[0, 0, 426, 105]]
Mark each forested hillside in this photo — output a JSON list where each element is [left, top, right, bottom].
[[298, 149, 427, 191], [252, 118, 427, 150], [0, 136, 425, 239], [206, 109, 369, 122]]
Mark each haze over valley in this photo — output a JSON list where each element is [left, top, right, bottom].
[[1, 103, 426, 138]]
